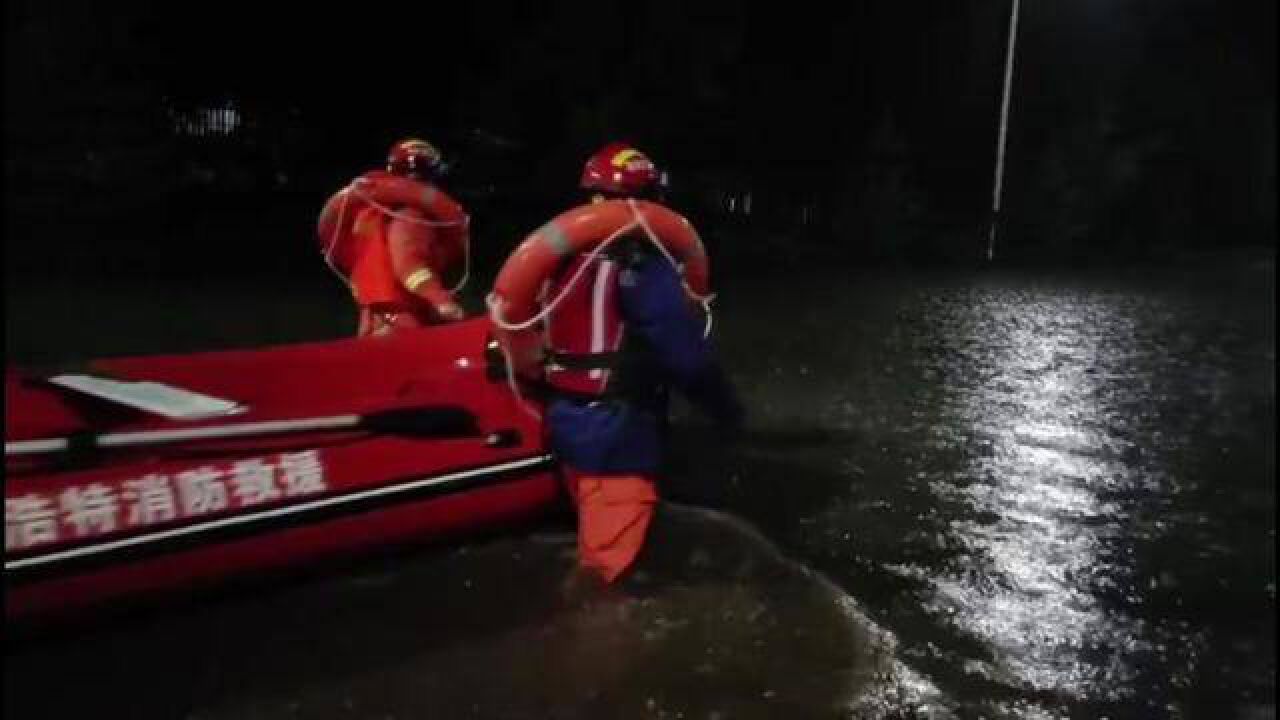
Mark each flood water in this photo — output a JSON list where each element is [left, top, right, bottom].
[[5, 253, 1275, 719]]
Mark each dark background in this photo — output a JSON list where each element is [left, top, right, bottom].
[[3, 5, 1275, 716], [4, 0, 1276, 281]]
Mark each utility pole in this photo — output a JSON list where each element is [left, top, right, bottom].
[[987, 0, 1021, 262]]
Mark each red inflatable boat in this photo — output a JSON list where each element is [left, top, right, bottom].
[[4, 318, 558, 621]]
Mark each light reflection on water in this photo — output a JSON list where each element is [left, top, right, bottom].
[[703, 267, 1274, 718], [942, 295, 1143, 699], [901, 287, 1237, 715]]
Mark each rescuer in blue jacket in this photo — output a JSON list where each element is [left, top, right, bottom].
[[540, 142, 744, 583]]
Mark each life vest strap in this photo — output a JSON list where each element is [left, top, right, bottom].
[[545, 350, 620, 371]]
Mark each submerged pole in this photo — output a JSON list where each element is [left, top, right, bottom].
[[986, 0, 1022, 262]]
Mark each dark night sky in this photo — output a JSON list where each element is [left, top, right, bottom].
[[4, 0, 1276, 270]]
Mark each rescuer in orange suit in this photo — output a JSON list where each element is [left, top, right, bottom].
[[348, 138, 468, 337], [535, 143, 745, 584]]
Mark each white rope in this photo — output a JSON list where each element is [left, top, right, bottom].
[[485, 219, 641, 332], [348, 180, 473, 295], [486, 201, 720, 416], [323, 178, 473, 295], [626, 199, 716, 339], [500, 335, 545, 422], [485, 217, 644, 421], [321, 188, 357, 296], [487, 203, 714, 335], [347, 180, 469, 228], [449, 229, 472, 295]]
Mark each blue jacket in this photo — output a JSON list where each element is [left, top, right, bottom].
[[546, 251, 743, 474]]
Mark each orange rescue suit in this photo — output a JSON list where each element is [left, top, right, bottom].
[[342, 186, 468, 337]]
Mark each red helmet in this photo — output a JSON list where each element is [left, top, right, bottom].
[[580, 142, 661, 196], [387, 138, 445, 179]]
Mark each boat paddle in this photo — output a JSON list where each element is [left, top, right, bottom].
[[4, 405, 518, 458]]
